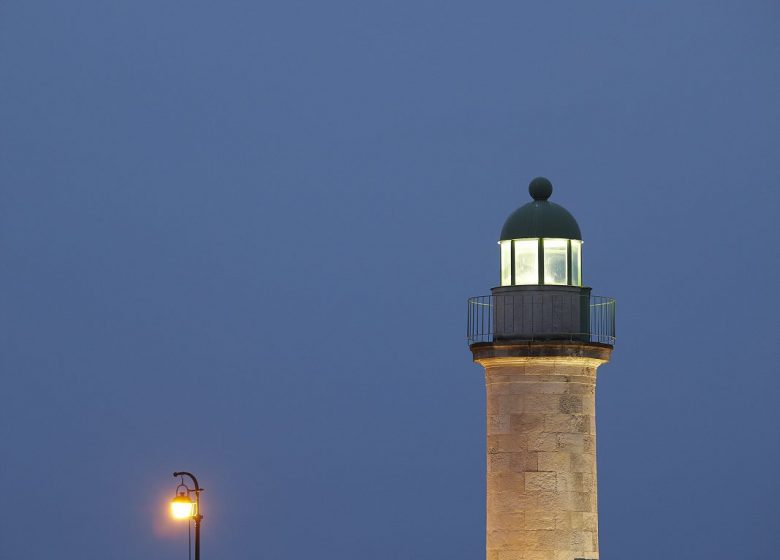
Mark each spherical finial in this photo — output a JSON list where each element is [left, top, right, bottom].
[[529, 177, 553, 201]]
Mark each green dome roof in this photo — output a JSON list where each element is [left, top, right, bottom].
[[499, 177, 582, 241]]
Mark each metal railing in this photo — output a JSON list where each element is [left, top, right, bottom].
[[467, 293, 615, 346]]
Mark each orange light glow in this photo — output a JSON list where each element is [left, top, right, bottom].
[[170, 493, 195, 519]]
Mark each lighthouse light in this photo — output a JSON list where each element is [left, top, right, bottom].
[[571, 240, 582, 287], [500, 240, 512, 286], [543, 238, 568, 285], [513, 239, 539, 285]]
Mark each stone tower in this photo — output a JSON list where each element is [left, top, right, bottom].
[[467, 177, 615, 560]]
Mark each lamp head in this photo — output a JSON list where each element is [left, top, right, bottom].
[[170, 491, 195, 520]]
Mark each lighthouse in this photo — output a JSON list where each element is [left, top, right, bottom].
[[467, 177, 615, 560]]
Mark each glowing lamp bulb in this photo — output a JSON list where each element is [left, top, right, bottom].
[[171, 493, 195, 519]]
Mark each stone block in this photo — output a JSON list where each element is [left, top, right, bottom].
[[559, 528, 589, 549], [535, 529, 560, 551], [486, 381, 521, 395], [487, 473, 525, 493], [544, 413, 588, 434], [556, 472, 583, 493], [566, 491, 594, 512], [570, 453, 596, 474], [562, 382, 593, 395], [583, 434, 596, 453], [528, 553, 558, 560], [523, 381, 569, 394], [524, 511, 557, 530], [557, 433, 585, 452], [525, 394, 561, 413], [529, 433, 559, 452], [510, 451, 538, 472], [510, 412, 546, 433], [487, 511, 524, 530], [537, 452, 571, 472], [580, 396, 596, 415], [581, 473, 596, 493], [525, 471, 557, 492], [498, 551, 555, 560], [488, 415, 511, 434], [569, 512, 598, 532], [497, 395, 526, 414], [536, 491, 591, 512], [558, 394, 583, 414], [554, 511, 571, 530], [488, 529, 529, 550], [534, 491, 562, 511], [488, 453, 512, 473], [489, 491, 537, 513], [493, 434, 529, 452]]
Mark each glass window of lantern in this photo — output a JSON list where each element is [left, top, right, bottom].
[[543, 238, 568, 285], [500, 240, 512, 286], [571, 240, 582, 286], [514, 239, 538, 284]]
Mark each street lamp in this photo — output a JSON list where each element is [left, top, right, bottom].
[[171, 491, 195, 519], [170, 471, 203, 560]]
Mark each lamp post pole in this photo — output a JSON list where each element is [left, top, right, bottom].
[[173, 471, 203, 560]]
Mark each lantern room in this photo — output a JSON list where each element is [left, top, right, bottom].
[[498, 177, 582, 287]]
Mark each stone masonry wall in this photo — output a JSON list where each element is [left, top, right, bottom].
[[481, 357, 604, 560]]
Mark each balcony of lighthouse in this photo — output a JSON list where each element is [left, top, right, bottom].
[[466, 291, 616, 346]]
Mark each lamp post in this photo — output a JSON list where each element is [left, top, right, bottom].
[[170, 471, 203, 560]]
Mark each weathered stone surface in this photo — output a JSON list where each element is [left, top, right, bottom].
[[569, 512, 598, 531], [544, 413, 589, 434], [487, 511, 525, 530], [498, 551, 556, 560], [490, 434, 529, 453], [529, 433, 559, 452], [509, 451, 538, 473], [556, 472, 583, 493], [557, 433, 585, 452], [489, 491, 537, 513], [487, 473, 525, 493], [510, 412, 546, 432], [570, 453, 596, 474], [525, 472, 557, 492], [583, 434, 596, 453], [477, 351, 609, 560], [488, 414, 511, 434], [524, 511, 557, 530], [559, 394, 583, 413], [537, 451, 572, 473], [487, 453, 512, 473], [497, 395, 526, 414], [525, 393, 563, 413]]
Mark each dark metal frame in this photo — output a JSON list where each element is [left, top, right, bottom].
[[501, 238, 582, 287], [467, 293, 616, 346]]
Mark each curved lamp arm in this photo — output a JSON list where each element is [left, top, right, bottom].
[[173, 471, 203, 492]]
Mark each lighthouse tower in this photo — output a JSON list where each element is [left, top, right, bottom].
[[467, 177, 615, 560]]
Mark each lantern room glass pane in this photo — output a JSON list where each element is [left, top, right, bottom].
[[514, 239, 538, 285], [543, 238, 568, 285], [500, 241, 512, 286], [571, 240, 582, 286]]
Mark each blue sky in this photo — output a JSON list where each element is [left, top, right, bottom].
[[1, 2, 778, 558]]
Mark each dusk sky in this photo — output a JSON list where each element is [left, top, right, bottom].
[[1, 2, 779, 559]]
